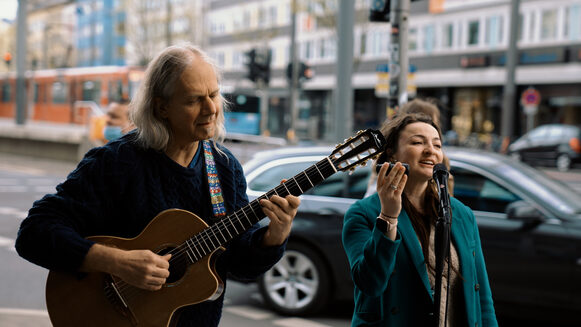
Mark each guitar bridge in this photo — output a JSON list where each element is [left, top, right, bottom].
[[103, 275, 139, 325]]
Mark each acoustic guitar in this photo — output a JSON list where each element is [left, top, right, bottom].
[[45, 128, 386, 327]]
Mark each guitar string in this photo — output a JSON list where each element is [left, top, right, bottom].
[[112, 148, 375, 300], [112, 148, 377, 300], [112, 159, 338, 299], [112, 166, 329, 300], [112, 148, 380, 300]]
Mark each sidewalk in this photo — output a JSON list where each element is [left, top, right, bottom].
[[0, 308, 51, 327], [0, 118, 90, 162]]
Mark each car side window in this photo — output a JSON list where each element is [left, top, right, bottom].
[[451, 167, 521, 213], [248, 160, 370, 199], [248, 162, 313, 192], [527, 126, 549, 142]]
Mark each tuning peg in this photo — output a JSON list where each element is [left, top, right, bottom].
[[360, 161, 367, 166]]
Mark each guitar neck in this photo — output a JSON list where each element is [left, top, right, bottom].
[[181, 156, 337, 262]]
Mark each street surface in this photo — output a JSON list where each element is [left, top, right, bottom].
[[1, 148, 580, 327]]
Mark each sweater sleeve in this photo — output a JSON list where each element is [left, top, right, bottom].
[[342, 197, 402, 297], [15, 147, 117, 272], [218, 154, 285, 281]]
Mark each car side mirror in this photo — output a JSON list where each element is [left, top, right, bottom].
[[506, 200, 544, 229]]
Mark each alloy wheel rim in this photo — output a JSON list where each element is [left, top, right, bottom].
[[262, 250, 319, 310]]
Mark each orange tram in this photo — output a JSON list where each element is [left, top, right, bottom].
[[0, 66, 144, 125]]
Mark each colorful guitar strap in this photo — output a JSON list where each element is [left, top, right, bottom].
[[202, 140, 227, 219]]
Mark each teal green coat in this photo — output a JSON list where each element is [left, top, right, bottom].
[[342, 194, 498, 327]]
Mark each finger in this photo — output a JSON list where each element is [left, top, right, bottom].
[[396, 174, 408, 194], [262, 200, 287, 220], [285, 195, 300, 209]]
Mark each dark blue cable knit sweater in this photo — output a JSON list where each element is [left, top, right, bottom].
[[15, 133, 285, 327]]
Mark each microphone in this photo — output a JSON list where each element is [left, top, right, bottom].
[[432, 163, 451, 216]]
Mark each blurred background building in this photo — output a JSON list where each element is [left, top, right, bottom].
[[1, 0, 580, 146]]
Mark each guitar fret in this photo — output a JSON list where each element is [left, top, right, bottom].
[[246, 204, 257, 225], [215, 224, 227, 243], [314, 163, 325, 179], [200, 235, 211, 254], [188, 239, 203, 260], [292, 176, 303, 193], [231, 213, 241, 234], [282, 183, 291, 195], [326, 157, 338, 173], [222, 220, 233, 239], [207, 229, 217, 248], [184, 242, 196, 262], [303, 171, 314, 187]]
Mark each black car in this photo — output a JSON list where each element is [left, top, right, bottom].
[[243, 146, 581, 325], [508, 124, 581, 171]]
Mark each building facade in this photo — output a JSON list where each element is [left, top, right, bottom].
[[206, 0, 581, 144], [75, 0, 126, 67]]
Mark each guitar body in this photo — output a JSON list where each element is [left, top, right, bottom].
[[46, 209, 224, 327]]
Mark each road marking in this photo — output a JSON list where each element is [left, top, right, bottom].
[[273, 318, 334, 327], [0, 308, 48, 317], [0, 185, 28, 192], [223, 305, 274, 320], [0, 164, 45, 176], [0, 206, 28, 218], [0, 236, 15, 252]]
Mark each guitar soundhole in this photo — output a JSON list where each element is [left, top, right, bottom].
[[159, 247, 188, 284]]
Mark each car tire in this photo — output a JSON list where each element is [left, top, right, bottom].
[[258, 242, 331, 316], [556, 154, 571, 171]]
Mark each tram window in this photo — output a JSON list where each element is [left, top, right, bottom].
[[34, 83, 39, 103], [1, 83, 10, 102], [51, 82, 68, 104], [108, 80, 123, 102], [82, 80, 101, 102]]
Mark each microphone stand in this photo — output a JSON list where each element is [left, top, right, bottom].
[[433, 168, 452, 327]]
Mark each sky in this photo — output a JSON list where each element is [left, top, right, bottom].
[[0, 0, 17, 20]]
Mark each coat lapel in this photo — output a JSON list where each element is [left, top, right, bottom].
[[397, 210, 433, 298]]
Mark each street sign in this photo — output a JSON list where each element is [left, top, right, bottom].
[[521, 87, 541, 106]]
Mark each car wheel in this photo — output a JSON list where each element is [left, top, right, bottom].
[[258, 242, 331, 316], [556, 154, 571, 171]]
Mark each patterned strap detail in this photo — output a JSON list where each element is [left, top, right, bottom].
[[202, 140, 227, 218]]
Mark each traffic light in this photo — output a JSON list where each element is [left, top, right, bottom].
[[369, 0, 391, 22], [244, 48, 271, 85], [3, 52, 11, 67], [286, 62, 314, 84]]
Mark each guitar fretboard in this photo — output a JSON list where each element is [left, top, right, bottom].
[[177, 156, 337, 264]]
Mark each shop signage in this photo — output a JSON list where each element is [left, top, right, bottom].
[[460, 55, 488, 68]]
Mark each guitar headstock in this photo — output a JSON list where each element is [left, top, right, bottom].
[[330, 129, 386, 172]]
